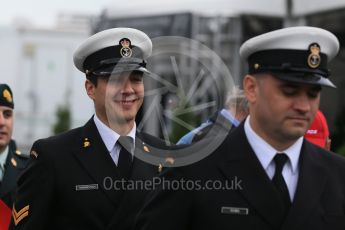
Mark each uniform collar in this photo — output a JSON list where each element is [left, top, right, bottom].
[[93, 114, 136, 152], [244, 116, 302, 174]]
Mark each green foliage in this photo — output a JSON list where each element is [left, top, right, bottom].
[[53, 105, 71, 135], [169, 100, 201, 144]]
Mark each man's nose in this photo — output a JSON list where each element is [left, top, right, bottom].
[[293, 94, 312, 113], [121, 79, 134, 93]]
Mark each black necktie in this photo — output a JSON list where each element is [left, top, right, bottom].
[[272, 153, 291, 214], [117, 136, 133, 178]]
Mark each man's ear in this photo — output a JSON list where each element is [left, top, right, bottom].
[[243, 74, 258, 103], [85, 79, 96, 100]]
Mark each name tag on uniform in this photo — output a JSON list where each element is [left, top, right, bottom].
[[75, 184, 99, 191], [221, 206, 249, 215]]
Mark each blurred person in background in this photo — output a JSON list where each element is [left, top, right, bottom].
[[177, 86, 248, 144], [0, 84, 28, 229]]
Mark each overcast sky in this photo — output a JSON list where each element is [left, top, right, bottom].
[[2, 0, 345, 28], [0, 0, 112, 27]]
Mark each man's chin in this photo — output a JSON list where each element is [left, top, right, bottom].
[[108, 114, 135, 124], [284, 129, 306, 141], [0, 140, 10, 150]]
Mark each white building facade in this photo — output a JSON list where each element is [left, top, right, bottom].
[[0, 25, 93, 151]]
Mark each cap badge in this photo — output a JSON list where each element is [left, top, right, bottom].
[[119, 38, 132, 58], [307, 43, 321, 69], [3, 89, 13, 103]]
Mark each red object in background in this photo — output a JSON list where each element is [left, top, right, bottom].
[[304, 110, 329, 148], [0, 200, 11, 230]]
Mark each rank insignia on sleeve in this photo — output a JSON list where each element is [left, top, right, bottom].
[[12, 205, 30, 226]]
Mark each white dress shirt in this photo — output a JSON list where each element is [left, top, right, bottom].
[[93, 115, 136, 165], [244, 116, 302, 201], [0, 145, 9, 181]]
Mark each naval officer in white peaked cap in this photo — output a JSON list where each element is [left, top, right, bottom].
[[10, 28, 171, 230], [133, 26, 345, 230], [240, 26, 339, 87], [74, 27, 152, 77]]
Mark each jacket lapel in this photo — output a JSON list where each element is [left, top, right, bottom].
[[0, 159, 17, 198], [218, 124, 286, 229], [105, 132, 158, 230], [132, 133, 159, 179], [131, 138, 158, 180], [72, 118, 123, 206], [282, 141, 329, 230], [0, 142, 24, 199]]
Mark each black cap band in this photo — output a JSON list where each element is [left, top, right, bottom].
[[83, 45, 145, 75], [88, 58, 146, 75], [248, 49, 329, 77]]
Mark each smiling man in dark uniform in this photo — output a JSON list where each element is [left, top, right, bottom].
[[134, 26, 345, 230], [10, 28, 168, 230]]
